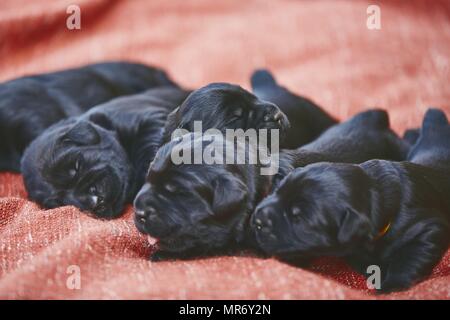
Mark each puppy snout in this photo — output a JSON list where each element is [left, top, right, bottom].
[[273, 111, 283, 121], [90, 195, 98, 207], [262, 105, 289, 129], [135, 208, 146, 218], [133, 209, 146, 226], [253, 207, 274, 233], [263, 111, 283, 122], [135, 205, 156, 223]]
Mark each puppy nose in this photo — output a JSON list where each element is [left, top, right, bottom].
[[135, 209, 146, 218], [135, 206, 157, 224], [254, 208, 274, 232], [273, 111, 283, 121], [262, 106, 284, 125], [134, 208, 149, 226], [90, 195, 98, 207]]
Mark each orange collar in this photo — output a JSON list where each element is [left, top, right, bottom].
[[374, 221, 391, 241]]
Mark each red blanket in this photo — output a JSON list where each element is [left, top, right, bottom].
[[0, 0, 449, 299]]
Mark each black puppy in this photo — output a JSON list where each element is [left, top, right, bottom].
[[0, 61, 176, 172], [134, 110, 408, 261], [252, 108, 450, 292], [134, 133, 271, 260], [21, 87, 190, 218], [251, 69, 337, 148], [161, 82, 290, 146], [274, 109, 409, 187]]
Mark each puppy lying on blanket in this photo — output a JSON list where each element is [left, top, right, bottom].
[[21, 87, 189, 218], [250, 69, 337, 149], [161, 82, 290, 146], [134, 110, 408, 260], [134, 132, 271, 260], [0, 62, 176, 172], [274, 109, 409, 187], [252, 108, 450, 292]]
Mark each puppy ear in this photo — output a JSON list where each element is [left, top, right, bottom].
[[162, 106, 181, 141], [250, 69, 278, 90], [423, 108, 448, 130], [211, 174, 248, 220], [353, 109, 390, 130], [62, 121, 100, 146], [88, 113, 114, 131], [337, 208, 371, 245]]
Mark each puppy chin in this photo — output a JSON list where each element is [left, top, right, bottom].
[[94, 204, 125, 219], [253, 232, 282, 255], [94, 172, 129, 218]]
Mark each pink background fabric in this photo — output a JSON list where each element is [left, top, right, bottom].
[[0, 0, 449, 299]]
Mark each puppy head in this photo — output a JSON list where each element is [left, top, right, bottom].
[[133, 134, 251, 254], [21, 118, 133, 218], [162, 83, 290, 141], [251, 163, 372, 259]]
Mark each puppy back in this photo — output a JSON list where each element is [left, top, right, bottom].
[[352, 109, 389, 129]]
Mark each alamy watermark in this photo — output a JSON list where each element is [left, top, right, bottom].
[[66, 265, 81, 290], [366, 264, 381, 290], [66, 5, 81, 30], [170, 121, 280, 175], [367, 5, 381, 30]]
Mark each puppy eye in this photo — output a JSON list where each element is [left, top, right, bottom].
[[291, 207, 302, 221], [69, 160, 80, 178], [165, 183, 177, 193], [89, 185, 97, 195], [233, 108, 243, 118]]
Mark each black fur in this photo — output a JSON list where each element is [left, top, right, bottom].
[[251, 69, 337, 148], [133, 133, 271, 260], [162, 82, 290, 146], [0, 62, 177, 172], [21, 87, 189, 218], [274, 109, 409, 187], [133, 109, 408, 261], [251, 108, 450, 292], [407, 108, 450, 169]]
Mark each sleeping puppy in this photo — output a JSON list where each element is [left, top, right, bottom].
[[134, 110, 408, 261], [161, 82, 290, 147], [133, 133, 271, 260], [251, 69, 337, 148], [251, 108, 450, 292], [21, 87, 190, 218], [0, 61, 176, 172], [274, 109, 409, 187]]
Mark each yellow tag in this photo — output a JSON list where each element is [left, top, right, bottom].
[[375, 221, 391, 240]]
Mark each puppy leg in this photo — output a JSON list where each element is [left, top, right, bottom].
[[379, 218, 448, 293]]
